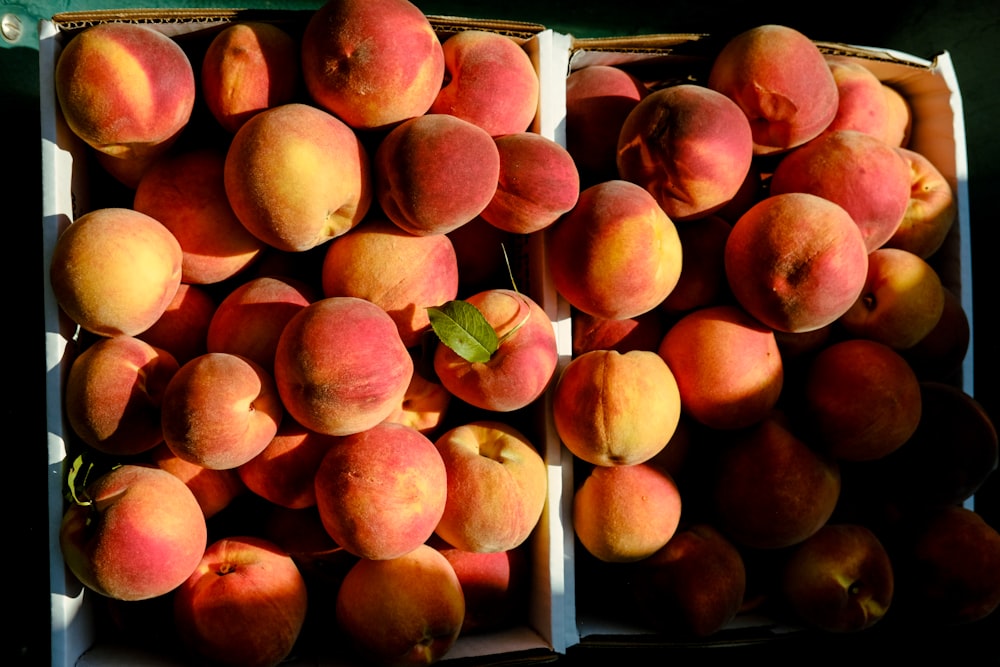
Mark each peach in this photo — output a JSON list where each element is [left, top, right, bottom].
[[301, 0, 444, 131], [201, 21, 299, 134], [571, 309, 667, 357], [274, 296, 413, 436], [314, 422, 447, 560], [572, 462, 682, 563], [148, 443, 246, 519], [661, 215, 732, 315], [383, 368, 452, 436], [320, 217, 460, 348], [724, 192, 869, 333], [553, 349, 681, 467], [882, 83, 913, 148], [137, 283, 216, 365], [238, 418, 337, 509], [430, 29, 539, 137], [224, 102, 372, 252], [547, 180, 683, 320], [374, 113, 501, 236], [884, 146, 958, 258], [657, 304, 783, 430], [433, 421, 547, 553], [206, 275, 315, 374], [565, 64, 648, 185], [65, 335, 179, 457], [54, 22, 195, 165], [823, 56, 892, 141], [432, 288, 557, 413], [59, 464, 208, 601], [707, 24, 839, 155], [901, 286, 970, 382], [134, 147, 265, 284], [49, 207, 183, 337], [161, 352, 284, 470], [617, 83, 754, 221], [173, 536, 308, 667], [335, 543, 465, 666], [479, 132, 580, 234], [770, 129, 913, 252]]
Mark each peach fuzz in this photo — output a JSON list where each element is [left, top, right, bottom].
[[573, 462, 682, 563], [724, 192, 869, 333], [375, 113, 501, 236], [547, 179, 683, 320], [134, 147, 266, 285], [301, 0, 444, 131], [138, 283, 216, 365], [572, 309, 666, 357], [238, 418, 338, 509], [54, 22, 195, 162], [884, 146, 958, 259], [59, 464, 208, 601], [274, 296, 413, 436], [148, 443, 246, 519], [430, 29, 539, 137], [315, 422, 447, 560], [770, 129, 913, 252], [661, 215, 732, 315], [707, 24, 838, 155], [201, 21, 299, 134], [480, 132, 580, 234], [554, 349, 681, 467], [617, 83, 754, 221], [383, 368, 452, 436], [433, 288, 557, 413], [823, 56, 892, 141], [65, 335, 179, 457], [335, 543, 464, 666], [161, 352, 284, 470], [321, 217, 460, 348], [657, 304, 783, 430], [224, 102, 372, 252], [49, 207, 183, 337]]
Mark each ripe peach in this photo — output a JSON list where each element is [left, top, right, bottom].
[[571, 309, 667, 357], [657, 304, 783, 430], [375, 113, 501, 236], [134, 147, 266, 285], [224, 102, 372, 252], [707, 24, 839, 155], [201, 21, 299, 133], [770, 129, 913, 252], [148, 443, 246, 519], [137, 283, 216, 365], [617, 83, 754, 221], [901, 286, 970, 382], [430, 29, 539, 137], [383, 369, 452, 436], [547, 180, 683, 320], [882, 83, 912, 148], [824, 56, 891, 140], [661, 215, 732, 315], [553, 349, 681, 467], [321, 217, 460, 348], [315, 422, 447, 560], [884, 146, 958, 259], [724, 192, 869, 333], [274, 296, 413, 436], [301, 0, 444, 131], [49, 207, 183, 337], [238, 418, 337, 509]]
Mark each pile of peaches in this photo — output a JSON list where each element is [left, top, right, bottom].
[[47, 0, 998, 665]]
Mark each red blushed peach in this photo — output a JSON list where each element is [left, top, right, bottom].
[[161, 352, 284, 470], [49, 207, 183, 337], [553, 349, 681, 467], [65, 335, 179, 457], [572, 309, 667, 357], [724, 192, 869, 333], [321, 217, 460, 348], [430, 29, 539, 137], [315, 422, 447, 561], [824, 56, 891, 141], [661, 215, 732, 315], [135, 147, 265, 285], [383, 369, 452, 436], [883, 84, 912, 148], [238, 418, 338, 510], [301, 0, 444, 131], [617, 83, 754, 222], [707, 24, 838, 155], [770, 129, 913, 252], [54, 22, 194, 163], [565, 64, 648, 185], [375, 113, 501, 236], [432, 288, 557, 413], [547, 180, 683, 320], [148, 443, 246, 519], [479, 132, 580, 234], [902, 286, 970, 383], [206, 275, 315, 374], [274, 296, 413, 436], [573, 462, 682, 563], [224, 102, 372, 252], [201, 21, 299, 134], [657, 304, 783, 430], [138, 283, 215, 365], [884, 146, 958, 259], [59, 464, 208, 601]]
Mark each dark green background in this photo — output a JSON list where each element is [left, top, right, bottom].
[[5, 1, 999, 664]]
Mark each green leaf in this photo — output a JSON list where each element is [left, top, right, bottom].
[[427, 300, 498, 363]]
